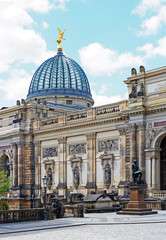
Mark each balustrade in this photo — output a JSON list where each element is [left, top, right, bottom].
[[67, 112, 87, 121], [0, 209, 44, 223], [96, 105, 120, 115]]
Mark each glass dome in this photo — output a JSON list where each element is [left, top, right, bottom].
[[27, 50, 93, 101]]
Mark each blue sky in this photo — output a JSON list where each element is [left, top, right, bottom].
[[1, 0, 166, 107]]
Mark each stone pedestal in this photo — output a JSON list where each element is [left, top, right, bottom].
[[117, 185, 157, 215]]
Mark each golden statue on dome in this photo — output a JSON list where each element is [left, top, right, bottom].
[[56, 28, 66, 50]]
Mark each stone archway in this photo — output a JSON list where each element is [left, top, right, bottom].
[[145, 129, 166, 196], [160, 136, 166, 190]]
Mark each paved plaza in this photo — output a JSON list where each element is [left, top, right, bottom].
[[1, 211, 166, 240]]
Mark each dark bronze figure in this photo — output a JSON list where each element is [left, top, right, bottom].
[[132, 159, 143, 184]]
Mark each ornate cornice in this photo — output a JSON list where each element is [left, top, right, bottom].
[[32, 116, 126, 136]]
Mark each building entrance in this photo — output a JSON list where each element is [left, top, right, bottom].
[[160, 137, 166, 190]]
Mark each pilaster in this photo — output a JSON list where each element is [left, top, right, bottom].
[[137, 122, 146, 180], [119, 127, 126, 181], [129, 124, 137, 180], [85, 132, 96, 192], [12, 143, 18, 186], [57, 137, 67, 196], [34, 141, 41, 197]]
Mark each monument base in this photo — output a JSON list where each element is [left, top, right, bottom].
[[117, 185, 157, 215]]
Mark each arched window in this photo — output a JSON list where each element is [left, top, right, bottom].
[[0, 154, 10, 177], [5, 156, 10, 178]]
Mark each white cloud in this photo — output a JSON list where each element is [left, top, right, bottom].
[[132, 0, 164, 17], [0, 1, 59, 74], [92, 90, 123, 107], [132, 0, 166, 35], [0, 0, 72, 103], [0, 69, 31, 100], [43, 21, 49, 29], [99, 84, 107, 94], [137, 36, 166, 58], [53, 0, 70, 11], [79, 43, 144, 77]]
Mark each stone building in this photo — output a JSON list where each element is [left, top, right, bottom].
[[0, 47, 166, 209]]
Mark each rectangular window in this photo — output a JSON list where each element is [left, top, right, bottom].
[[66, 100, 73, 105]]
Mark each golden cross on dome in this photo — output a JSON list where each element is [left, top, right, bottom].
[[56, 28, 66, 50]]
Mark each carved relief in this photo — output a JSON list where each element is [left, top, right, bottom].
[[98, 139, 118, 152], [146, 129, 158, 148], [43, 147, 58, 158], [69, 144, 86, 155]]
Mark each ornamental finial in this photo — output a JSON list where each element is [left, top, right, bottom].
[[56, 28, 66, 50]]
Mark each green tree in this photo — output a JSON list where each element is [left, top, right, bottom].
[[0, 170, 12, 210]]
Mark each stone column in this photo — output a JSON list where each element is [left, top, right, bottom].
[[34, 141, 41, 197], [145, 149, 160, 196], [12, 143, 18, 186], [151, 151, 160, 189], [129, 124, 137, 180], [137, 122, 146, 180], [119, 128, 126, 181], [57, 137, 67, 196], [17, 142, 24, 186], [85, 132, 96, 192], [151, 155, 156, 188]]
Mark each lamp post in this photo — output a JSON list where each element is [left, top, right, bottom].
[[42, 175, 48, 220]]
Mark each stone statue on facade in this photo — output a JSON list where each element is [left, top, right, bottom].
[[132, 159, 143, 184], [73, 167, 79, 186], [129, 85, 137, 99], [47, 169, 52, 185], [104, 164, 111, 184], [131, 68, 137, 75], [137, 83, 145, 97]]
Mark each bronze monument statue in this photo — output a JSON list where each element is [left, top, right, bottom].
[[132, 159, 143, 184]]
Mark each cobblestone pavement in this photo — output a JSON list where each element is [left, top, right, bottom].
[[1, 212, 166, 240], [2, 223, 166, 240]]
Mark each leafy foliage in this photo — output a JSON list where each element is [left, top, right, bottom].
[[0, 201, 9, 210], [0, 170, 12, 200]]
